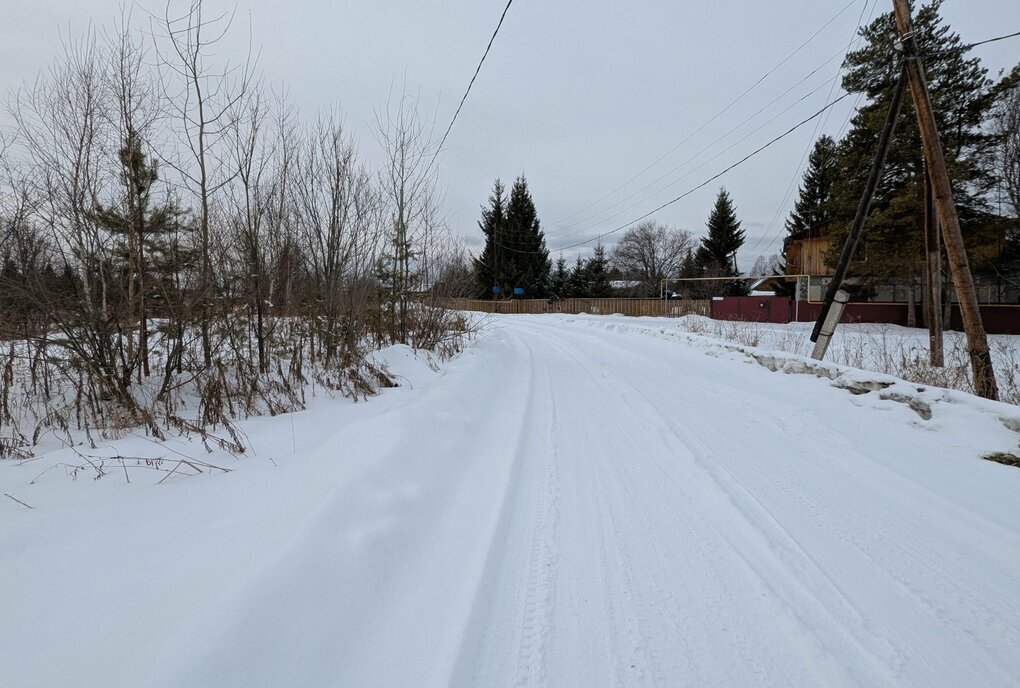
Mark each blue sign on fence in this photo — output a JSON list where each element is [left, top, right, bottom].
[[492, 285, 502, 294], [513, 287, 525, 295]]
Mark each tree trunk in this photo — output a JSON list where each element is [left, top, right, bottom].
[[906, 278, 916, 328]]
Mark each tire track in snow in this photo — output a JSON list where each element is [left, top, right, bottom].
[[448, 327, 561, 688], [575, 326, 1020, 683], [527, 325, 699, 685], [460, 322, 670, 685], [540, 322, 932, 683], [523, 316, 1020, 686], [524, 322, 855, 685], [511, 352, 561, 687], [575, 409, 661, 686], [696, 416, 1020, 684]]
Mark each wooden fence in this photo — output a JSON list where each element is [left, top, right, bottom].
[[444, 298, 710, 318]]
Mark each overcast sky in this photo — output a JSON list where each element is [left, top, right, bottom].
[[2, 0, 1017, 270]]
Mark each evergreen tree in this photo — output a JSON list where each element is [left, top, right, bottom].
[[551, 253, 569, 299], [89, 136, 191, 379], [826, 0, 1005, 283], [567, 255, 586, 297], [675, 248, 703, 298], [473, 179, 506, 298], [503, 175, 551, 297], [696, 187, 746, 295], [145, 205, 198, 297], [679, 248, 698, 278], [90, 135, 159, 288], [785, 135, 838, 239], [776, 135, 838, 295], [585, 242, 613, 297]]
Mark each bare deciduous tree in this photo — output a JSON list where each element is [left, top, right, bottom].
[[155, 0, 254, 365], [103, 12, 162, 380], [375, 92, 439, 344], [610, 220, 694, 296], [995, 81, 1020, 221], [225, 85, 276, 372], [0, 6, 469, 459], [9, 29, 132, 400], [749, 253, 782, 278], [295, 113, 382, 364]]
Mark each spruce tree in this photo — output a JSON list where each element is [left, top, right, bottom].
[[473, 179, 506, 298], [679, 248, 698, 279], [777, 135, 838, 294], [567, 255, 586, 297], [696, 187, 746, 295], [585, 242, 613, 297], [89, 137, 188, 379], [826, 0, 1006, 283], [503, 175, 551, 297], [551, 253, 569, 299], [785, 135, 838, 239]]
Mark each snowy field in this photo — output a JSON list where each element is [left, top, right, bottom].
[[3, 313, 1020, 687]]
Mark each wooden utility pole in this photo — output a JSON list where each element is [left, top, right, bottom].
[[923, 163, 944, 366], [891, 0, 998, 399]]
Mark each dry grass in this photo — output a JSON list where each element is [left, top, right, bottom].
[[676, 317, 1020, 406], [0, 309, 472, 460], [982, 452, 1020, 468]]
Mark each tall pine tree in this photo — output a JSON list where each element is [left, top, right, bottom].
[[551, 253, 569, 299], [503, 175, 551, 297], [777, 135, 838, 294], [785, 135, 838, 239], [826, 0, 1005, 285], [473, 179, 506, 298], [696, 187, 747, 295], [585, 242, 613, 297], [89, 136, 190, 380], [567, 255, 586, 297]]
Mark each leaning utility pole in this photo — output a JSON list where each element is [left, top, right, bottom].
[[811, 67, 909, 356], [891, 0, 998, 400]]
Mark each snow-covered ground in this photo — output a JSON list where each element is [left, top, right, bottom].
[[3, 314, 1020, 687], [673, 315, 1020, 402]]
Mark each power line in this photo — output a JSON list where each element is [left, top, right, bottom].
[[922, 29, 1020, 56], [485, 24, 1019, 262], [743, 0, 878, 258], [426, 0, 514, 175], [742, 92, 864, 257], [548, 0, 863, 227], [548, 2, 871, 244], [485, 71, 842, 259], [966, 29, 1020, 49], [551, 67, 847, 243], [742, 26, 1020, 261], [496, 63, 886, 258], [497, 91, 855, 256]]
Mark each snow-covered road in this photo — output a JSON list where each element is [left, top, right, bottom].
[[4, 314, 1020, 687]]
